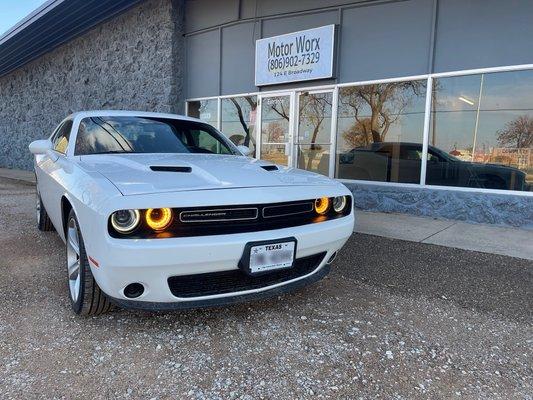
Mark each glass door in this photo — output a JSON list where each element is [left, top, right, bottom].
[[258, 93, 293, 166], [295, 90, 334, 176]]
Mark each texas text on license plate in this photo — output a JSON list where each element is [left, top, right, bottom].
[[248, 239, 296, 274]]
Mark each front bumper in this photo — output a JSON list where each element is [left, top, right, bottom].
[[109, 263, 331, 310], [89, 214, 354, 307]]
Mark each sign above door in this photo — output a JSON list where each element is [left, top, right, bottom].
[[255, 25, 336, 87]]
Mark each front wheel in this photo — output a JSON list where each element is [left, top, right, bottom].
[[36, 193, 54, 231], [66, 210, 112, 315]]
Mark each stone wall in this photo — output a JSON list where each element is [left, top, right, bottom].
[[0, 0, 184, 170], [345, 181, 533, 229]]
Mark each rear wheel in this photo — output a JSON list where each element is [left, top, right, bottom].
[[66, 210, 112, 315], [36, 192, 54, 231]]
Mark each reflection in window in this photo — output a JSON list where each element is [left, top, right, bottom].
[[187, 99, 218, 127], [221, 96, 257, 157], [298, 92, 332, 176], [336, 80, 427, 183], [74, 117, 235, 156], [52, 120, 73, 154], [261, 96, 291, 166], [429, 70, 533, 191]]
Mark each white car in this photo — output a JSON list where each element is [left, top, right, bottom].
[[29, 110, 355, 315]]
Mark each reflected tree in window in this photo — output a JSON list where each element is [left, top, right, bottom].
[[429, 70, 533, 191], [227, 97, 257, 147], [298, 92, 332, 171], [339, 81, 424, 147], [336, 80, 427, 183], [264, 121, 285, 143], [497, 115, 533, 149], [299, 93, 331, 146]]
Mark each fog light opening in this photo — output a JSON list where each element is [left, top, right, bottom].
[[326, 251, 338, 264], [124, 283, 145, 299]]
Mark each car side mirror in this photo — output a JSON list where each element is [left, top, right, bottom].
[[237, 145, 253, 156], [29, 139, 53, 155]]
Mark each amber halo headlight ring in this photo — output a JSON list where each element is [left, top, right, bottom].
[[333, 196, 348, 213], [110, 209, 141, 233], [145, 208, 173, 231], [314, 197, 331, 215]]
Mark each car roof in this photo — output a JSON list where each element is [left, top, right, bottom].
[[67, 110, 202, 123]]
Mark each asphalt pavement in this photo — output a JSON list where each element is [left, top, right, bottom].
[[0, 177, 531, 399]]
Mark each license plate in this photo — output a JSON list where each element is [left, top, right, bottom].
[[239, 238, 297, 275]]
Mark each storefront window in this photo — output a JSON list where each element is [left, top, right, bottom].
[[187, 99, 218, 127], [429, 70, 533, 191], [297, 92, 332, 176], [336, 80, 427, 183], [221, 96, 257, 157], [260, 95, 291, 166]]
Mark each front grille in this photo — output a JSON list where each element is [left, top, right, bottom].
[[109, 197, 352, 239], [263, 201, 314, 218], [180, 207, 258, 222], [167, 252, 326, 298]]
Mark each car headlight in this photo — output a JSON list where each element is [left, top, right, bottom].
[[314, 197, 330, 215], [145, 208, 173, 231], [111, 209, 140, 233], [333, 196, 348, 213]]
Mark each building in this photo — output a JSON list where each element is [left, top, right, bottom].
[[0, 0, 531, 227]]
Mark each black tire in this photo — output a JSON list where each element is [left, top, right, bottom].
[[66, 209, 112, 316], [36, 192, 55, 231]]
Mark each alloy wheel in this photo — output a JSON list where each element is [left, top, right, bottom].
[[36, 194, 41, 225], [66, 217, 81, 302]]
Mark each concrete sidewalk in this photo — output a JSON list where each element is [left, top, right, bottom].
[[1, 167, 531, 260], [356, 211, 533, 260], [0, 168, 35, 184]]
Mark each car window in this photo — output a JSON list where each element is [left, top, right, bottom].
[[75, 116, 236, 156], [52, 120, 73, 154], [400, 148, 423, 161]]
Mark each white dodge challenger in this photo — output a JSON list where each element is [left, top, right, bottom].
[[29, 110, 355, 315]]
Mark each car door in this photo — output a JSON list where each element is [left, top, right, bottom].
[[36, 120, 74, 232]]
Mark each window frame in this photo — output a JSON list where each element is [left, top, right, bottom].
[[186, 63, 533, 197], [50, 119, 73, 155]]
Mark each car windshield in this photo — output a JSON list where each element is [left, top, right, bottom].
[[74, 116, 237, 156]]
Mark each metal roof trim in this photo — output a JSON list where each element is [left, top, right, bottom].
[[0, 0, 65, 45], [0, 0, 143, 77]]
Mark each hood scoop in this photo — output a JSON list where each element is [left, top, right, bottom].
[[150, 166, 192, 173], [260, 165, 279, 171]]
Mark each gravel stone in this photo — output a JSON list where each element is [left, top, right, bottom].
[[0, 177, 531, 399]]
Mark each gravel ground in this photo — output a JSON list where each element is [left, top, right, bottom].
[[0, 177, 532, 399]]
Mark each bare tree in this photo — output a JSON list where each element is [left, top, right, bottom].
[[265, 121, 285, 143], [267, 97, 290, 122], [342, 118, 373, 149], [228, 96, 257, 148], [339, 81, 424, 146], [497, 115, 533, 148], [299, 93, 332, 148], [297, 93, 332, 170]]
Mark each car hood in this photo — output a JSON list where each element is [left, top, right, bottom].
[[78, 153, 334, 196]]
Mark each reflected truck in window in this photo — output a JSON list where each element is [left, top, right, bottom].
[[338, 142, 529, 191]]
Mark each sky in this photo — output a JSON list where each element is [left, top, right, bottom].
[[0, 0, 47, 36]]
